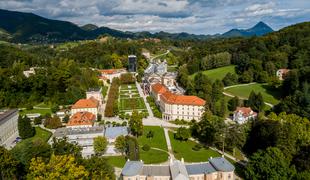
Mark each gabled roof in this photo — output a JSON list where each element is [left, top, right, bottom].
[[170, 160, 189, 180], [185, 163, 216, 175], [235, 107, 257, 117], [161, 91, 205, 106], [104, 126, 128, 139], [142, 166, 170, 176], [67, 112, 96, 127], [121, 161, 143, 176], [72, 97, 99, 109], [209, 157, 235, 172], [151, 83, 168, 94]]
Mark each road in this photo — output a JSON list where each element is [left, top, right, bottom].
[[150, 50, 170, 62], [223, 82, 274, 108]]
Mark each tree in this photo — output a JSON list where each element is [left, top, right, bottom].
[[44, 115, 62, 129], [247, 91, 264, 112], [146, 130, 154, 139], [93, 136, 108, 155], [27, 154, 89, 179], [82, 156, 115, 179], [228, 96, 240, 111], [51, 104, 59, 113], [63, 114, 70, 123], [33, 116, 43, 125], [129, 110, 143, 137], [18, 115, 35, 139], [115, 135, 126, 155], [174, 127, 191, 141], [51, 137, 82, 158], [0, 146, 21, 179], [125, 136, 139, 160], [245, 147, 296, 180], [97, 114, 102, 121]]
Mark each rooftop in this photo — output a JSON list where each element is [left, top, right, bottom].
[[209, 157, 235, 172], [0, 109, 18, 123], [67, 112, 96, 127], [235, 107, 257, 116], [104, 126, 128, 139], [121, 161, 143, 176], [71, 97, 99, 109]]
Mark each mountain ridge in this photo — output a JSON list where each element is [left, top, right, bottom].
[[0, 9, 274, 43]]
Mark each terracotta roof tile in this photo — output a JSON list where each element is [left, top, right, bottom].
[[67, 112, 96, 126], [151, 83, 168, 94], [235, 107, 257, 117], [72, 98, 99, 109]]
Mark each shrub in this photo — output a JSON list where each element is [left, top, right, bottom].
[[142, 144, 150, 151], [192, 144, 202, 151]]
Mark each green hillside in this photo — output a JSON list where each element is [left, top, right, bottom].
[[191, 65, 236, 82]]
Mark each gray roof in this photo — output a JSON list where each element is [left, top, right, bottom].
[[0, 109, 18, 123], [170, 161, 189, 180], [121, 161, 143, 176], [185, 163, 216, 175], [142, 165, 170, 176], [54, 127, 104, 137], [209, 157, 235, 172], [104, 126, 128, 139]]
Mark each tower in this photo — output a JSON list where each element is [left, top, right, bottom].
[[128, 55, 137, 72]]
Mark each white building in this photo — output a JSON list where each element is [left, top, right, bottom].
[[233, 107, 257, 124], [23, 67, 36, 77], [151, 83, 205, 121], [99, 69, 127, 82], [86, 88, 103, 105], [71, 97, 99, 118], [0, 109, 19, 146], [276, 69, 290, 80]]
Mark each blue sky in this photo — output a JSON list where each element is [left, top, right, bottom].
[[1, 0, 309, 34]]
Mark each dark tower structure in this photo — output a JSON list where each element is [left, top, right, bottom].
[[128, 55, 137, 72]]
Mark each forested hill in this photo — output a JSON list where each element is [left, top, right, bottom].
[[0, 9, 274, 43]]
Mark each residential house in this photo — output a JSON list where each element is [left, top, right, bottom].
[[67, 112, 96, 128], [151, 83, 205, 121], [121, 157, 235, 180], [71, 97, 99, 118], [276, 69, 290, 80], [233, 107, 257, 124], [98, 68, 127, 82]]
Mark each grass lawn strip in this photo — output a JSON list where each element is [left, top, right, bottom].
[[168, 131, 221, 162], [190, 65, 236, 82], [224, 83, 280, 105], [140, 148, 169, 164], [138, 126, 168, 151], [119, 98, 146, 111], [106, 156, 127, 168]]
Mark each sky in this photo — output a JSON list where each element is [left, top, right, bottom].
[[1, 0, 309, 34]]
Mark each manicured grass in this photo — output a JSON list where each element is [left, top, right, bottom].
[[225, 83, 281, 105], [35, 102, 51, 108], [119, 98, 146, 110], [191, 65, 236, 82], [106, 156, 127, 168], [169, 131, 221, 162], [14, 127, 52, 150], [140, 148, 169, 164], [138, 126, 167, 151], [19, 108, 52, 116], [120, 84, 137, 90]]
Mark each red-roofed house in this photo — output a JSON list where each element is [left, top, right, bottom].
[[150, 83, 205, 121], [276, 69, 290, 80], [233, 107, 257, 124], [71, 97, 99, 118], [67, 112, 96, 128], [98, 68, 126, 82]]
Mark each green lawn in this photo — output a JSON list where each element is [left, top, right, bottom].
[[191, 65, 236, 82], [138, 126, 168, 151], [169, 131, 221, 162], [106, 156, 127, 168], [140, 148, 169, 164], [120, 84, 137, 90], [119, 98, 146, 111], [19, 108, 52, 116], [14, 127, 52, 150], [225, 83, 281, 105], [35, 102, 51, 108]]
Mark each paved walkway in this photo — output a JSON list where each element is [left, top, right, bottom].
[[223, 82, 274, 108], [136, 81, 154, 117], [150, 50, 170, 62], [164, 128, 175, 160]]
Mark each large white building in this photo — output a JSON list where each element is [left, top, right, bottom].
[[151, 83, 205, 121], [121, 157, 235, 180], [0, 109, 19, 146]]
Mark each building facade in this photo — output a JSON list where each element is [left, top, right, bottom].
[[151, 83, 205, 121], [86, 88, 103, 105], [71, 97, 99, 118], [0, 109, 19, 145], [233, 107, 257, 124], [98, 68, 127, 82], [121, 157, 235, 180]]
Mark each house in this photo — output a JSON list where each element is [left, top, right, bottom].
[[23, 67, 36, 77], [233, 107, 257, 124], [98, 68, 127, 82], [0, 109, 19, 147], [151, 83, 205, 121], [121, 157, 235, 180], [276, 69, 290, 80], [67, 112, 96, 128], [71, 97, 99, 118]]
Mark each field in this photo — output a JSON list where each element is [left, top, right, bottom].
[[106, 156, 127, 168], [224, 83, 281, 105], [118, 84, 147, 113], [19, 108, 52, 116], [169, 131, 221, 162], [138, 126, 168, 151], [13, 127, 52, 150], [140, 148, 169, 164], [191, 65, 236, 82]]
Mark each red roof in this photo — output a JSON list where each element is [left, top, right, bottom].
[[67, 112, 96, 126], [72, 97, 99, 109], [235, 107, 257, 117], [151, 83, 168, 94], [98, 69, 125, 75], [152, 83, 205, 106], [278, 69, 290, 74]]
